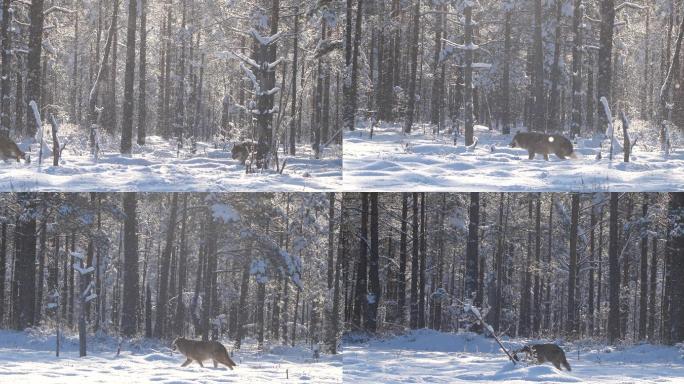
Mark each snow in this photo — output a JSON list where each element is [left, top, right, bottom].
[[0, 329, 341, 383], [211, 202, 241, 223], [0, 124, 341, 191], [343, 121, 684, 192], [343, 329, 684, 383]]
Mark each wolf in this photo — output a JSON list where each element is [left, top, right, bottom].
[[172, 337, 237, 370], [231, 141, 256, 164], [0, 135, 27, 163], [513, 343, 571, 371], [509, 132, 576, 160]]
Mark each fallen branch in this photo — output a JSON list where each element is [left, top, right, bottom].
[[465, 302, 517, 365]]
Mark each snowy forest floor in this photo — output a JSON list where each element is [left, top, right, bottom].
[[0, 124, 342, 191], [343, 121, 684, 192], [0, 329, 342, 383], [342, 329, 684, 383]]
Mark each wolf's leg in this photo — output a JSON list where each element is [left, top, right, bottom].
[[552, 360, 561, 370], [197, 360, 204, 367], [213, 359, 218, 368], [181, 359, 192, 367], [543, 153, 549, 161], [556, 152, 566, 160], [528, 151, 535, 160]]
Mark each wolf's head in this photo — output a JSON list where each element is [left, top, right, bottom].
[[509, 133, 521, 148], [172, 337, 186, 351], [231, 144, 245, 160]]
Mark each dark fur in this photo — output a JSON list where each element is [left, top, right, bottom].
[[231, 141, 256, 164], [509, 132, 576, 160], [513, 344, 571, 371]]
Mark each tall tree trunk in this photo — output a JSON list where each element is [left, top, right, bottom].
[[418, 193, 426, 328], [532, 194, 542, 335], [234, 250, 250, 349], [34, 220, 47, 324], [398, 193, 408, 324], [121, 193, 139, 336], [648, 232, 658, 340], [548, 0, 562, 132], [121, 0, 138, 154], [289, 6, 299, 154], [343, 0, 363, 132], [0, 223, 6, 325], [137, 0, 148, 145], [597, 0, 615, 131], [567, 193, 580, 335], [404, 0, 420, 134], [502, 10, 512, 135], [608, 192, 620, 344], [154, 194, 178, 339], [519, 198, 533, 337], [366, 193, 380, 332], [174, 195, 188, 336], [15, 194, 37, 330], [410, 193, 419, 329], [25, 0, 45, 136], [430, 4, 443, 127], [104, 0, 119, 133], [588, 203, 596, 336], [466, 193, 479, 305], [570, 0, 584, 136], [353, 193, 368, 329], [329, 195, 343, 354], [532, 0, 546, 132], [638, 197, 649, 340], [463, 4, 475, 144], [0, 0, 12, 135]]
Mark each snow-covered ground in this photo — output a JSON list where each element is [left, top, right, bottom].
[[0, 125, 341, 191], [343, 121, 684, 192], [343, 329, 684, 383], [0, 329, 341, 383]]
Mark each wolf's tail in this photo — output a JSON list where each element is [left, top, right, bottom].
[[561, 355, 571, 371], [221, 348, 237, 369]]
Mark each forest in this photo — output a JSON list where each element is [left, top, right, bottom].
[[342, 0, 682, 139], [342, 192, 684, 343], [341, 0, 684, 191], [0, 192, 343, 382], [341, 192, 684, 381], [0, 0, 343, 190]]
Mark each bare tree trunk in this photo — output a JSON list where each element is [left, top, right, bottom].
[[121, 193, 139, 337], [404, 0, 420, 134], [466, 193, 480, 306], [597, 0, 615, 131], [567, 193, 580, 336], [0, 0, 12, 135], [532, 0, 546, 132], [502, 10, 511, 135], [121, 0, 138, 154], [398, 193, 408, 324], [409, 193, 419, 328], [366, 193, 380, 332], [570, 0, 584, 137], [608, 192, 620, 344], [137, 0, 148, 145], [353, 193, 368, 329]]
